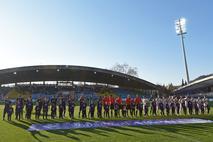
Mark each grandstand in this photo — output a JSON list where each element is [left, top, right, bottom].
[[174, 74, 213, 98], [0, 65, 159, 101]]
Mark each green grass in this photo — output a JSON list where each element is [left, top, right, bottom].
[[0, 105, 213, 142]]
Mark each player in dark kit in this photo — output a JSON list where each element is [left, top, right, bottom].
[[104, 102, 110, 118], [122, 104, 127, 117], [68, 98, 75, 119], [35, 102, 41, 119], [88, 102, 95, 119], [7, 104, 14, 121], [62, 97, 66, 117], [151, 99, 157, 116], [18, 96, 24, 119], [159, 101, 164, 116], [97, 99, 102, 118], [51, 103, 57, 119], [15, 98, 22, 120], [51, 96, 57, 119], [25, 97, 33, 119], [144, 101, 149, 116], [59, 103, 64, 119], [82, 101, 87, 118], [138, 102, 143, 117], [181, 98, 187, 115], [200, 101, 205, 114], [188, 98, 193, 115], [37, 97, 43, 118], [165, 101, 170, 116], [3, 97, 11, 120], [43, 98, 49, 119], [176, 99, 180, 115], [79, 96, 84, 118], [207, 103, 210, 114], [170, 101, 176, 115], [130, 99, 136, 117], [114, 102, 119, 117]]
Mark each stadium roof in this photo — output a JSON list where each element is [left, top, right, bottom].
[[174, 74, 213, 94], [0, 65, 158, 90]]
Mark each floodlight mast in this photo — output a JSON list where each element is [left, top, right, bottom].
[[175, 18, 190, 84]]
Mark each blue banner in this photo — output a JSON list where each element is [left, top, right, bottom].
[[28, 118, 213, 131]]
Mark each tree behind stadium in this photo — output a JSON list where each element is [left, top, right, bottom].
[[110, 63, 138, 77]]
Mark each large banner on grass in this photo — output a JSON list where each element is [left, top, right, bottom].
[[28, 118, 213, 131]]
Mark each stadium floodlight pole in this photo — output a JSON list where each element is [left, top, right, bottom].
[[175, 17, 190, 84]]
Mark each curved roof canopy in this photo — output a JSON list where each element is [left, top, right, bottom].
[[175, 74, 213, 94], [0, 65, 158, 90]]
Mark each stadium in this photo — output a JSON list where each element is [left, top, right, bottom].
[[1, 65, 213, 142], [1, 1, 213, 142]]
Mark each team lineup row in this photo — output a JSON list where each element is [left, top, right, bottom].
[[2, 95, 211, 121]]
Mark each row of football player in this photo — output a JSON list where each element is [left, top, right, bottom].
[[2, 95, 211, 121]]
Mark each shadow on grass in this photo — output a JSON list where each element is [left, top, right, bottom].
[[77, 127, 134, 137], [6, 119, 88, 142], [46, 130, 81, 141], [97, 127, 134, 136], [7, 120, 29, 130], [6, 120, 49, 142], [78, 128, 109, 137], [140, 123, 213, 139], [114, 126, 154, 135], [30, 131, 49, 142], [5, 115, 213, 142]]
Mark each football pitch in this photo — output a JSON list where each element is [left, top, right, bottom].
[[0, 105, 213, 142]]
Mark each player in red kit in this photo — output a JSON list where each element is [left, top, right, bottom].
[[115, 96, 122, 117], [135, 95, 142, 117], [109, 95, 115, 117], [126, 95, 131, 117]]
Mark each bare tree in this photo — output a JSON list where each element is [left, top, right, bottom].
[[156, 83, 178, 96], [110, 63, 139, 77]]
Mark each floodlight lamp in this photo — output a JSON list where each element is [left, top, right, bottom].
[[175, 17, 186, 34]]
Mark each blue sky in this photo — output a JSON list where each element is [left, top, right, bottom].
[[0, 0, 212, 85]]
